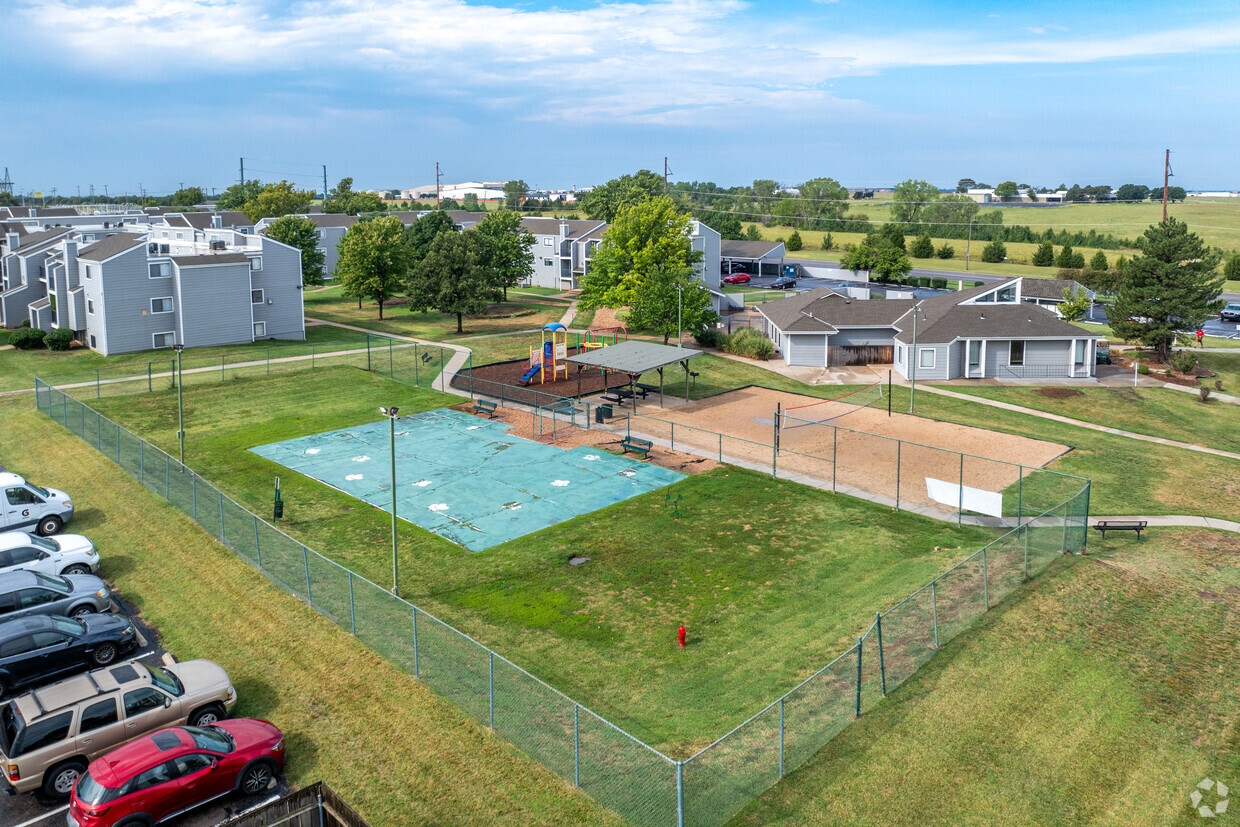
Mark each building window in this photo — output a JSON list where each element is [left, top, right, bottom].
[[1009, 341, 1024, 366], [153, 332, 175, 348], [84, 265, 94, 280], [253, 321, 266, 337], [542, 237, 552, 246], [317, 230, 325, 239], [175, 232, 183, 240], [968, 340, 981, 367], [896, 346, 904, 365], [149, 263, 170, 278], [89, 335, 96, 349], [918, 348, 936, 369], [1074, 339, 1086, 365], [150, 297, 174, 314], [161, 231, 169, 239], [87, 300, 94, 314], [249, 257, 262, 271], [251, 289, 264, 304], [316, 247, 326, 255], [543, 258, 553, 267]]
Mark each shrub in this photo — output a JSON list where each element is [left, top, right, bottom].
[[786, 230, 802, 251], [1032, 241, 1055, 267], [693, 328, 723, 348], [935, 243, 955, 259], [931, 277, 948, 289], [1170, 350, 1197, 374], [45, 328, 74, 351], [1056, 244, 1076, 268], [973, 281, 984, 288], [980, 240, 1007, 263], [10, 328, 47, 350], [1089, 250, 1109, 271], [821, 232, 834, 251], [910, 233, 934, 258], [721, 327, 774, 360], [1138, 364, 1150, 375], [1225, 254, 1240, 281]]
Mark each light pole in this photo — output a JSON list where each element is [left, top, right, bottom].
[[908, 304, 919, 414], [675, 282, 684, 348], [379, 406, 400, 596], [172, 343, 185, 464]]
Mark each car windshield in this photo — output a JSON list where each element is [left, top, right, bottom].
[[52, 616, 83, 635], [31, 572, 68, 591], [142, 663, 184, 697], [75, 768, 122, 805], [0, 703, 18, 756], [28, 535, 58, 553], [27, 485, 50, 498], [184, 725, 235, 754]]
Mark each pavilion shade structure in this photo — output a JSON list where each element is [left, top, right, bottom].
[[566, 340, 704, 407]]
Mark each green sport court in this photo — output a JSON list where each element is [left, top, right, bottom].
[[250, 408, 683, 551]]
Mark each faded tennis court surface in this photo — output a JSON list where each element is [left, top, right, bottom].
[[250, 408, 683, 551]]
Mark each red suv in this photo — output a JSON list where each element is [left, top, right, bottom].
[[67, 720, 284, 826]]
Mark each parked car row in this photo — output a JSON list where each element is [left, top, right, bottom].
[[0, 476, 287, 825]]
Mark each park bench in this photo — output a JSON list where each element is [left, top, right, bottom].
[[619, 436, 653, 460], [1092, 520, 1147, 539], [472, 399, 498, 418]]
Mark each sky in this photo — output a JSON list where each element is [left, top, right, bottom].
[[4, 0, 1240, 197]]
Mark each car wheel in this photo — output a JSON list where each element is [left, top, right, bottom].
[[42, 759, 87, 799], [36, 515, 63, 536], [188, 704, 226, 727], [69, 605, 96, 618], [238, 760, 275, 795], [60, 564, 91, 575], [91, 642, 118, 666]]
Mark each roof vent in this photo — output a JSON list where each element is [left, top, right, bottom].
[[979, 313, 985, 320]]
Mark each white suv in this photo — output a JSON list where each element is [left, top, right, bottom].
[[0, 532, 98, 577]]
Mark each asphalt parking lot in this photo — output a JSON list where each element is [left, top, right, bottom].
[[0, 592, 288, 827]]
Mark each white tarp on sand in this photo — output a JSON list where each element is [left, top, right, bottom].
[[926, 478, 1003, 518]]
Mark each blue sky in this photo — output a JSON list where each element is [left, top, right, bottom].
[[5, 0, 1240, 196]]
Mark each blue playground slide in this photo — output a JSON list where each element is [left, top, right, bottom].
[[521, 363, 543, 383]]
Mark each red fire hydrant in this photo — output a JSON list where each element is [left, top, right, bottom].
[[678, 625, 686, 647]]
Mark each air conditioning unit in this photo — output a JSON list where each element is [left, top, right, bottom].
[[148, 243, 158, 254], [159, 244, 170, 254]]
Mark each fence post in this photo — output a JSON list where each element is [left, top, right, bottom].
[[221, 355, 225, 382], [102, 369, 106, 398], [895, 441, 901, 510], [931, 580, 939, 649], [1023, 522, 1030, 580], [670, 422, 675, 452], [413, 344, 419, 386], [573, 704, 580, 786], [303, 546, 313, 604], [1017, 471, 1023, 524], [676, 762, 685, 827], [1061, 503, 1070, 552], [348, 572, 356, 635], [389, 339, 394, 378], [366, 334, 371, 371], [958, 453, 964, 526], [855, 638, 863, 717], [778, 698, 785, 777], [982, 547, 989, 609], [718, 432, 722, 462], [488, 651, 495, 729], [412, 608, 419, 677], [146, 363, 150, 393], [253, 515, 263, 569], [876, 612, 886, 697], [219, 492, 225, 541]]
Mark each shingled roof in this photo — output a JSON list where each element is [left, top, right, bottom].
[[758, 287, 914, 333], [77, 233, 146, 262]]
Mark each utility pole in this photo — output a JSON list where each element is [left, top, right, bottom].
[[178, 182, 184, 192], [89, 184, 94, 199], [964, 210, 974, 271], [435, 162, 442, 208], [103, 185, 108, 199], [1162, 148, 1171, 223], [76, 185, 81, 199], [664, 156, 669, 196], [239, 157, 244, 185], [0, 167, 12, 196], [322, 165, 328, 204]]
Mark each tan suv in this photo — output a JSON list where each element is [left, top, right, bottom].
[[0, 658, 236, 799]]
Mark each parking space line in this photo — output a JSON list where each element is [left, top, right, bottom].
[[12, 805, 68, 827]]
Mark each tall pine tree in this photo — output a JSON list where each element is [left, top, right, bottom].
[[1110, 218, 1223, 361]]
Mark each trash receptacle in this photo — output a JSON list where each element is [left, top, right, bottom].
[[274, 498, 284, 519], [596, 405, 612, 423]]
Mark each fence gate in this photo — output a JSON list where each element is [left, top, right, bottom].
[[829, 345, 893, 366]]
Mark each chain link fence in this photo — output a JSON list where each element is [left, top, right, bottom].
[[35, 367, 1089, 826]]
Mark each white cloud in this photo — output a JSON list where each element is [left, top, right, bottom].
[[13, 0, 1240, 123]]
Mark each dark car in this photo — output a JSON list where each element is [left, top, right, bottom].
[[769, 276, 797, 289], [0, 614, 136, 697], [69, 720, 285, 827]]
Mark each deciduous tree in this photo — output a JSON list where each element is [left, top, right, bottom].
[[261, 215, 326, 285], [503, 180, 528, 210], [170, 187, 204, 207], [335, 215, 410, 320], [626, 267, 718, 344], [891, 179, 940, 228], [406, 231, 502, 333], [579, 170, 664, 222], [242, 181, 314, 223], [1110, 218, 1224, 361], [473, 209, 534, 300], [404, 210, 457, 264], [217, 180, 264, 210], [580, 197, 702, 308], [1056, 287, 1092, 322]]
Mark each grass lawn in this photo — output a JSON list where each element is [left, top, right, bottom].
[[0, 326, 373, 394], [732, 528, 1240, 825], [659, 353, 1240, 519], [304, 285, 565, 340], [1199, 350, 1240, 392], [508, 286, 572, 299], [0, 396, 617, 826], [940, 385, 1240, 454], [1072, 321, 1240, 349], [87, 367, 999, 754], [571, 305, 597, 330]]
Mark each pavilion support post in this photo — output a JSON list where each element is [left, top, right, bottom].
[[658, 367, 665, 408], [683, 360, 690, 402]]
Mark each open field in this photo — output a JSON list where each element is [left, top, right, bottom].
[[732, 528, 1240, 825], [0, 325, 372, 394], [85, 366, 1000, 752], [1074, 321, 1240, 349], [650, 354, 1240, 518], [303, 285, 566, 340], [942, 384, 1240, 455], [0, 396, 618, 827]]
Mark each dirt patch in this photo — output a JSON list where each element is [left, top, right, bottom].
[[448, 402, 720, 476], [1111, 351, 1211, 387], [1039, 387, 1083, 399], [453, 346, 632, 406]]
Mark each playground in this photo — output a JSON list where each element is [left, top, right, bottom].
[[249, 408, 683, 551]]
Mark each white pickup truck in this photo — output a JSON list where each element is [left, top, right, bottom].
[[0, 473, 74, 535]]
